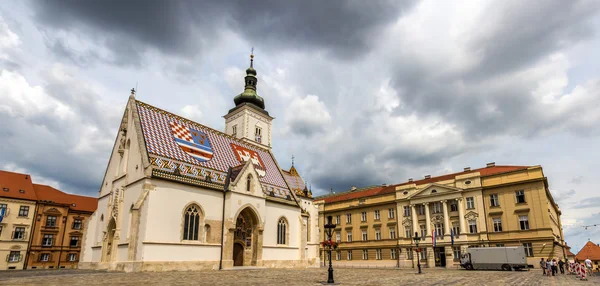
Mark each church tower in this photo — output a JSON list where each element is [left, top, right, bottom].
[[224, 52, 274, 148]]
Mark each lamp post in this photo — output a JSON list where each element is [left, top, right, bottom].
[[324, 215, 337, 284], [413, 232, 422, 274]]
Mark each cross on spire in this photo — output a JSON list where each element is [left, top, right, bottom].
[[130, 88, 136, 95], [291, 154, 295, 167], [250, 47, 254, 67]]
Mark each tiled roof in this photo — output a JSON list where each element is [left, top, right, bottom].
[[282, 166, 311, 198], [566, 249, 576, 257], [33, 184, 98, 213], [575, 241, 600, 261], [136, 100, 292, 200], [0, 170, 37, 201], [321, 165, 531, 204]]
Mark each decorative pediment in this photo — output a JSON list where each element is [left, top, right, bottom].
[[43, 208, 63, 215], [464, 211, 479, 221], [431, 214, 444, 224], [408, 183, 463, 199]]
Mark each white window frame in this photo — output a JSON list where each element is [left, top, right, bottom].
[[336, 251, 341, 261], [420, 248, 427, 260], [361, 212, 367, 222], [347, 232, 352, 242], [432, 202, 442, 214], [335, 215, 340, 224], [417, 205, 425, 215], [493, 218, 502, 232], [420, 224, 426, 238], [389, 228, 396, 239], [8, 251, 20, 262], [523, 243, 534, 257], [335, 232, 341, 243], [452, 222, 460, 237], [453, 247, 461, 259], [346, 213, 352, 223], [391, 248, 397, 260], [406, 248, 413, 259], [466, 197, 475, 209], [376, 249, 382, 260], [232, 125, 237, 137], [490, 194, 499, 207], [42, 234, 53, 246], [347, 251, 352, 260], [435, 223, 444, 238], [362, 230, 368, 241], [468, 220, 477, 234], [67, 253, 77, 262], [515, 190, 526, 203], [362, 249, 368, 260], [374, 210, 380, 220], [40, 253, 50, 262], [519, 215, 530, 230], [403, 206, 411, 217], [254, 126, 262, 143], [388, 208, 395, 219], [405, 227, 412, 238]]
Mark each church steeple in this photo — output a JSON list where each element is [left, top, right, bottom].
[[233, 50, 265, 110]]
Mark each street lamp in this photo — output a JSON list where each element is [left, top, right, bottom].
[[323, 215, 337, 284], [413, 232, 422, 274]]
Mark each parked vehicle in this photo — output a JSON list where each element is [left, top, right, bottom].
[[460, 247, 528, 271]]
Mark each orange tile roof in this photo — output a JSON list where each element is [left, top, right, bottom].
[[321, 165, 530, 204], [0, 170, 38, 201], [33, 184, 97, 213], [575, 241, 600, 261], [566, 249, 576, 257]]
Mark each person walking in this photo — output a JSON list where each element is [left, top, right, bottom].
[[585, 257, 593, 276], [540, 258, 546, 275], [551, 259, 557, 276], [546, 259, 552, 277], [558, 259, 565, 274]]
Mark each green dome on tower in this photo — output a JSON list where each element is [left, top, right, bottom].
[[233, 52, 265, 110]]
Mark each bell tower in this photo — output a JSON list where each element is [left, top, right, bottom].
[[224, 51, 274, 149]]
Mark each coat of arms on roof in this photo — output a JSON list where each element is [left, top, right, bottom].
[[230, 143, 266, 177], [170, 121, 214, 162]]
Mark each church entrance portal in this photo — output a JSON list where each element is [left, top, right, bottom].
[[233, 243, 244, 266], [232, 207, 260, 266], [102, 218, 116, 262]]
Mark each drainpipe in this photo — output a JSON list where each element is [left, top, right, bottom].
[[219, 167, 233, 270]]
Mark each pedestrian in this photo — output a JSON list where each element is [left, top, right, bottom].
[[558, 259, 565, 274], [540, 258, 546, 275], [585, 257, 592, 275], [546, 259, 552, 277], [551, 259, 557, 276]]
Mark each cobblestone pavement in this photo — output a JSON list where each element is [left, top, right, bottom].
[[0, 268, 598, 286]]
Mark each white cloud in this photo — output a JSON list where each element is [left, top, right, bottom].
[[283, 94, 331, 136], [180, 105, 203, 122], [0, 16, 20, 59]]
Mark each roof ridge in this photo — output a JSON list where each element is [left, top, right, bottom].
[[314, 185, 381, 199], [135, 99, 271, 153]]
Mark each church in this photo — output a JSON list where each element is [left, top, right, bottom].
[[79, 54, 320, 272]]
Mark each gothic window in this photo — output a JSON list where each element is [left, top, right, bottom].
[[277, 218, 288, 245], [246, 175, 252, 192], [183, 204, 201, 241], [232, 125, 237, 137], [255, 127, 262, 143]]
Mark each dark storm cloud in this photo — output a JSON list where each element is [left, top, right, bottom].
[[31, 0, 417, 65]]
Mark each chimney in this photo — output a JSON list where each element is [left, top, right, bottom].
[[382, 183, 387, 187], [486, 162, 495, 168], [424, 175, 431, 179], [464, 167, 471, 172], [408, 178, 413, 182], [351, 186, 357, 191]]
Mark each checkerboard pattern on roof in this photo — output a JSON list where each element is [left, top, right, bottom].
[[136, 101, 290, 193]]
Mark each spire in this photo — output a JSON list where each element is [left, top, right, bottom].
[[129, 88, 136, 99], [291, 154, 295, 167], [233, 49, 265, 110]]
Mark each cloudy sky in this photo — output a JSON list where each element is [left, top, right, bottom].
[[1, 0, 599, 251]]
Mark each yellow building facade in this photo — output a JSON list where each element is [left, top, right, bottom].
[[315, 164, 566, 269]]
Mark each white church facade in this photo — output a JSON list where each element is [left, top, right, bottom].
[[79, 55, 320, 272]]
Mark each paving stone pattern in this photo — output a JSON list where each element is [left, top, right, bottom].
[[0, 268, 597, 285]]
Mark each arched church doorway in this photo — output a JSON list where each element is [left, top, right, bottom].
[[103, 218, 116, 262], [233, 243, 244, 266], [233, 207, 260, 266]]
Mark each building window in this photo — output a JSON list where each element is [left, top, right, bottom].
[[68, 253, 77, 262], [335, 215, 340, 224], [452, 222, 460, 237], [13, 227, 25, 240], [432, 202, 442, 214], [450, 200, 458, 212], [420, 224, 426, 238], [403, 206, 411, 217], [417, 205, 425, 215], [468, 220, 477, 234], [496, 244, 505, 247], [453, 247, 461, 259], [46, 215, 57, 227], [523, 243, 534, 257], [374, 210, 380, 220], [519, 215, 530, 230], [376, 249, 382, 260], [72, 219, 82, 230], [420, 248, 427, 260], [39, 253, 50, 262], [8, 251, 21, 262], [232, 125, 237, 137], [389, 228, 396, 239], [18, 206, 29, 217], [347, 231, 352, 242], [70, 236, 79, 247], [361, 212, 367, 222], [391, 248, 397, 260], [490, 194, 499, 207], [277, 218, 288, 245], [255, 127, 262, 143], [0, 203, 7, 215], [346, 213, 352, 223], [406, 248, 413, 259], [362, 230, 368, 241], [362, 249, 368, 260], [466, 197, 475, 209], [434, 223, 444, 238], [335, 251, 341, 261], [347, 251, 352, 260], [335, 232, 341, 243], [493, 218, 503, 232], [375, 229, 381, 240], [183, 204, 201, 241], [388, 208, 395, 219], [42, 234, 53, 246], [515, 190, 526, 203], [405, 227, 412, 238]]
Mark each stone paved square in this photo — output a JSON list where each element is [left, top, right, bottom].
[[0, 268, 598, 286]]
